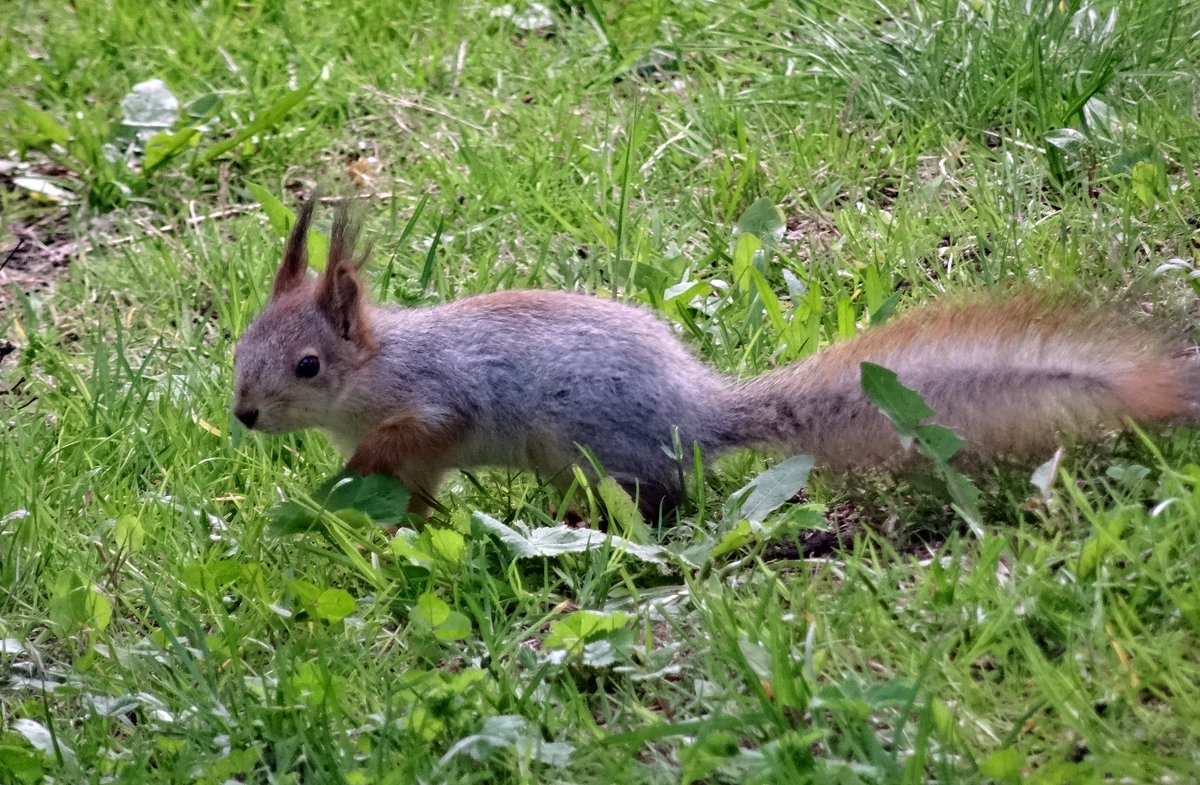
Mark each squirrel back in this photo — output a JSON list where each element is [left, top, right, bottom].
[[233, 202, 1199, 517]]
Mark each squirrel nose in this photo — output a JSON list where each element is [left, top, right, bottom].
[[235, 408, 259, 429]]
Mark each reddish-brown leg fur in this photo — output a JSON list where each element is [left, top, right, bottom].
[[346, 418, 460, 517]]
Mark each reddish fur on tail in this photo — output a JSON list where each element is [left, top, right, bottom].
[[724, 296, 1198, 468]]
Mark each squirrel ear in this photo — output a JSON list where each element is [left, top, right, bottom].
[[315, 202, 375, 348], [272, 197, 316, 298], [316, 266, 374, 347]]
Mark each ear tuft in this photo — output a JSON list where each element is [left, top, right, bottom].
[[316, 202, 376, 350], [327, 200, 369, 273], [272, 197, 316, 298]]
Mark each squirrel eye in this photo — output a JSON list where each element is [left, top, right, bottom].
[[295, 355, 320, 379]]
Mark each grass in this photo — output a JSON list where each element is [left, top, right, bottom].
[[3, 0, 1200, 782]]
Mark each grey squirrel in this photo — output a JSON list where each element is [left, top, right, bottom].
[[232, 201, 1199, 516]]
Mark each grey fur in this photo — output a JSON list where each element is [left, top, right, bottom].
[[235, 289, 734, 514]]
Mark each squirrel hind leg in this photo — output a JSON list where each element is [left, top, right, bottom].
[[629, 477, 684, 522], [601, 452, 686, 521], [532, 434, 686, 522], [401, 482, 443, 518], [545, 466, 684, 522]]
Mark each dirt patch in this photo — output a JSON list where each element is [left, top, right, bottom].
[[1, 155, 84, 315], [1, 208, 79, 309], [760, 498, 868, 560], [778, 204, 842, 267]]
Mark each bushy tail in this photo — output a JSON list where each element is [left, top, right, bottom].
[[720, 297, 1199, 468]]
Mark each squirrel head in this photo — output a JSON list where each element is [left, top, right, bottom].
[[232, 199, 378, 435]]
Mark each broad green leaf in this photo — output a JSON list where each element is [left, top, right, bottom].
[[682, 732, 740, 785], [782, 268, 807, 300], [862, 263, 885, 314], [1078, 513, 1128, 578], [869, 291, 902, 326], [399, 705, 442, 743], [731, 233, 760, 289], [710, 519, 754, 559], [199, 78, 317, 163], [289, 661, 344, 709], [433, 611, 472, 641], [288, 579, 323, 609], [388, 531, 434, 568], [914, 423, 966, 464], [662, 279, 710, 305], [835, 296, 856, 339], [944, 471, 983, 535], [732, 197, 785, 256], [710, 502, 825, 560], [267, 500, 319, 536], [470, 513, 669, 564], [545, 610, 632, 653], [734, 455, 814, 524], [143, 127, 201, 173], [860, 362, 935, 428], [980, 749, 1023, 784], [314, 588, 356, 622], [184, 92, 223, 121], [425, 527, 466, 565], [47, 570, 111, 637], [248, 182, 331, 272], [110, 513, 145, 553], [749, 268, 787, 335], [246, 181, 329, 271], [332, 508, 375, 532], [411, 592, 450, 629], [930, 698, 956, 736], [0, 741, 47, 783], [1130, 158, 1168, 208], [15, 100, 70, 147], [179, 559, 243, 592], [267, 470, 410, 536], [246, 181, 293, 234], [573, 631, 636, 667], [862, 362, 983, 534], [440, 715, 574, 767]]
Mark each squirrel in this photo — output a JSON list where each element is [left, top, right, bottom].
[[232, 200, 1200, 518]]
